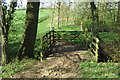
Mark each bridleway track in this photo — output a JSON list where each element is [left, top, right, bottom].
[[12, 41, 90, 78]]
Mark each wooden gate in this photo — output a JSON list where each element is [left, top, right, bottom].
[[40, 30, 55, 59], [54, 31, 84, 41], [40, 30, 85, 60]]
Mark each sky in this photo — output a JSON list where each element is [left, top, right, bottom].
[[4, 0, 74, 9], [4, 0, 120, 9], [5, 0, 120, 3]]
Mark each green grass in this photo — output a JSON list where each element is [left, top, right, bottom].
[[77, 62, 119, 78], [99, 32, 119, 44], [55, 25, 81, 31], [8, 9, 53, 59], [37, 18, 51, 37], [34, 18, 52, 58], [2, 59, 37, 78], [39, 9, 52, 18], [13, 9, 52, 24], [10, 9, 52, 40], [5, 9, 85, 78], [5, 12, 50, 77], [75, 51, 120, 78], [5, 8, 120, 78]]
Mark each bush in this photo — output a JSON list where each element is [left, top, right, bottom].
[[99, 32, 120, 62], [99, 42, 120, 62], [97, 21, 110, 32]]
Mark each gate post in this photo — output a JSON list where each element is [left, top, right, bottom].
[[52, 28, 55, 45], [90, 37, 99, 62], [39, 37, 43, 61], [50, 31, 52, 47]]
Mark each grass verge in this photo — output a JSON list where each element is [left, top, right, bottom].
[[76, 51, 120, 78], [78, 62, 119, 78], [2, 59, 37, 78]]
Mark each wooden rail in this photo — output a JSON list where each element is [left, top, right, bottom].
[[40, 30, 107, 62], [40, 30, 85, 60], [41, 30, 55, 58], [54, 31, 84, 41]]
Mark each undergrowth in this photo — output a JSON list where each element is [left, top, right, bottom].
[[2, 59, 37, 78], [76, 51, 120, 78], [78, 62, 119, 78]]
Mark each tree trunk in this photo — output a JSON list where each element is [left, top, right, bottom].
[[90, 2, 106, 62], [117, 1, 120, 23], [90, 2, 99, 22], [90, 2, 112, 62], [17, 2, 40, 60], [57, 2, 61, 29], [0, 1, 6, 64], [51, 6, 55, 30], [90, 2, 99, 37], [66, 1, 71, 24], [0, 2, 16, 64]]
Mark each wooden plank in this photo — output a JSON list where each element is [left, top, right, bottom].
[[42, 31, 52, 38], [54, 37, 81, 39], [54, 31, 83, 33], [53, 36, 81, 39], [54, 39, 81, 41], [54, 34, 82, 36], [54, 32, 82, 34]]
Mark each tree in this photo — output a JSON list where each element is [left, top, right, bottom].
[[66, 1, 72, 24], [90, 2, 114, 62], [0, 1, 17, 64], [50, 1, 55, 30], [0, 1, 3, 64], [117, 1, 120, 23], [17, 2, 40, 60], [57, 1, 61, 29], [90, 2, 104, 62], [60, 1, 72, 26], [90, 2, 99, 37]]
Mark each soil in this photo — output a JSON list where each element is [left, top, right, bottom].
[[12, 41, 90, 78]]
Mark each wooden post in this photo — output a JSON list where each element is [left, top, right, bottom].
[[80, 22, 83, 31], [90, 37, 99, 62], [50, 31, 52, 47], [40, 37, 43, 61], [52, 28, 55, 44]]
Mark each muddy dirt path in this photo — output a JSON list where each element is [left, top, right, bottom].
[[12, 42, 90, 78]]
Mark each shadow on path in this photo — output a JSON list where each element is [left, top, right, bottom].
[[12, 41, 90, 78]]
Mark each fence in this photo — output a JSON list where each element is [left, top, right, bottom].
[[40, 30, 85, 60], [40, 30, 55, 59], [40, 30, 110, 62], [39, 29, 101, 62], [54, 31, 84, 41], [89, 37, 99, 62]]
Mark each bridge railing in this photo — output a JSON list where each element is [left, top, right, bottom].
[[40, 30, 86, 60], [89, 37, 99, 62], [40, 30, 55, 59], [40, 30, 110, 62], [40, 30, 100, 62], [54, 31, 84, 41]]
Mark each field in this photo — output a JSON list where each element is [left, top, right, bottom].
[[8, 9, 80, 58], [8, 9, 53, 58], [2, 9, 120, 78]]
